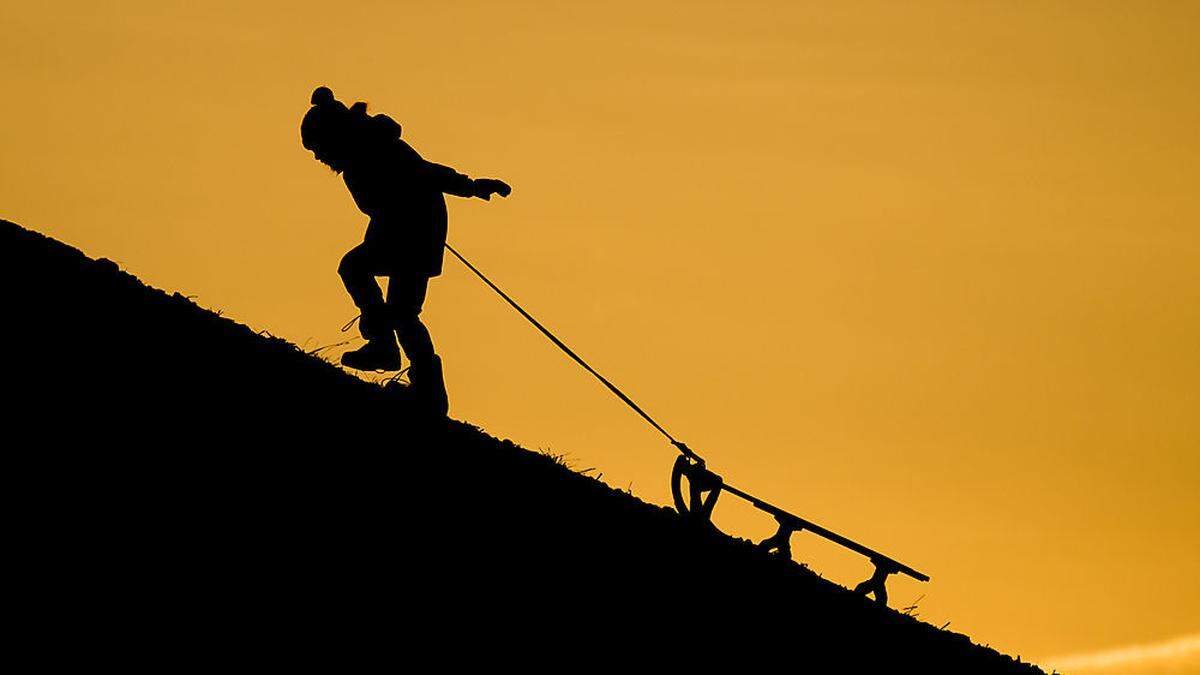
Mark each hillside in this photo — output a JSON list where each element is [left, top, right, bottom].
[[2, 219, 1044, 671]]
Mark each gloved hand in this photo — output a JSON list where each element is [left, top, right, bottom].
[[473, 178, 512, 201]]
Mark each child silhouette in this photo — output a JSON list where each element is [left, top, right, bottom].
[[301, 86, 510, 415]]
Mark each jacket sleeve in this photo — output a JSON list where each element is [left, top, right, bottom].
[[421, 161, 476, 198]]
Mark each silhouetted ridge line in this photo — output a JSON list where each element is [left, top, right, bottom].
[[2, 219, 1041, 672], [446, 240, 929, 604]]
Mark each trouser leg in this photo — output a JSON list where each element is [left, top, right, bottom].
[[338, 245, 392, 342], [388, 274, 447, 414], [386, 274, 435, 368], [397, 317, 435, 369]]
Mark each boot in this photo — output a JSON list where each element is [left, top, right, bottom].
[[341, 338, 402, 371], [357, 310, 391, 343], [342, 306, 402, 371], [408, 354, 448, 417]]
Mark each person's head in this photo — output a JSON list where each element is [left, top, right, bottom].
[[300, 86, 353, 173]]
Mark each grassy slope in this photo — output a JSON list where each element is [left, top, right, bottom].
[[3, 219, 1043, 672]]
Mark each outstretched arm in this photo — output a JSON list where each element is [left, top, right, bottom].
[[422, 161, 511, 200]]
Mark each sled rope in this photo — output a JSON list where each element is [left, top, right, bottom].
[[445, 242, 702, 464], [446, 240, 932, 606]]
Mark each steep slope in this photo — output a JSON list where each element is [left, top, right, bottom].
[[3, 219, 1043, 672]]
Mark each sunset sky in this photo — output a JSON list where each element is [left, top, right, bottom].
[[3, 2, 1197, 670]]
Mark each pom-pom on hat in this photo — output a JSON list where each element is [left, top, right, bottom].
[[311, 86, 335, 106]]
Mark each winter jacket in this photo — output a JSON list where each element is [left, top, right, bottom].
[[341, 133, 474, 278]]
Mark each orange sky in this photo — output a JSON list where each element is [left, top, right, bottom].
[[3, 1, 1197, 668]]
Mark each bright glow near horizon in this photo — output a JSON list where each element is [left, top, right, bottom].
[[1042, 632, 1200, 673]]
